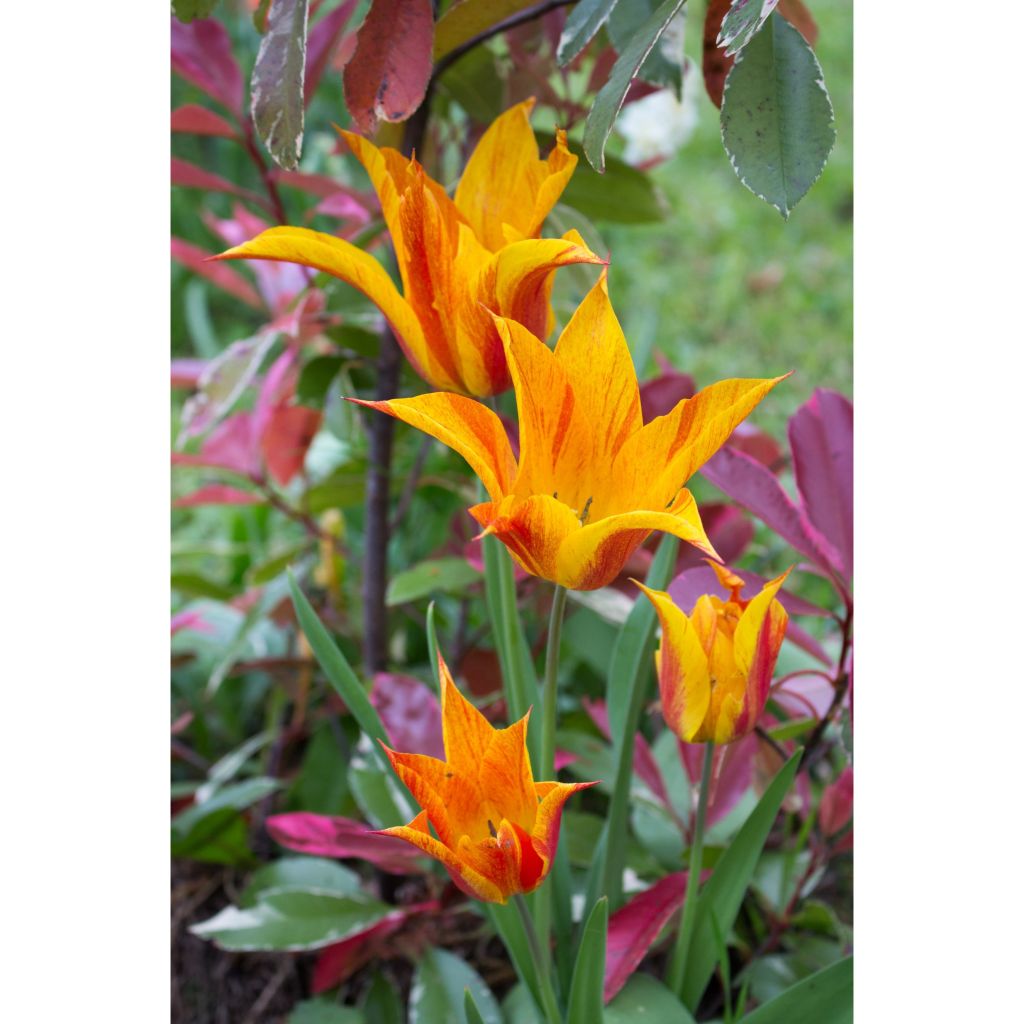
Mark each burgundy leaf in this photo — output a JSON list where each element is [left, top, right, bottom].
[[304, 0, 360, 106], [674, 504, 753, 575], [583, 699, 668, 806], [702, 445, 842, 574], [788, 389, 853, 579], [170, 103, 239, 139], [172, 412, 262, 477], [604, 873, 688, 1001], [728, 421, 785, 470], [342, 0, 433, 134], [639, 366, 696, 423], [171, 17, 244, 117], [266, 812, 427, 873], [668, 564, 829, 619], [171, 158, 272, 213], [173, 484, 265, 508], [819, 766, 853, 837], [772, 672, 835, 721], [370, 673, 444, 759], [171, 237, 264, 310]]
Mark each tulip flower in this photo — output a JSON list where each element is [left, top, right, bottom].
[[211, 100, 603, 397], [636, 562, 790, 744], [377, 654, 594, 904], [356, 276, 786, 590]]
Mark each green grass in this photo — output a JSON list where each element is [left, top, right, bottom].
[[602, 0, 852, 436]]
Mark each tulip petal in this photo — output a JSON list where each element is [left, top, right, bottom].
[[635, 583, 711, 743], [454, 99, 577, 250], [615, 376, 788, 512], [213, 226, 432, 382], [731, 571, 790, 736], [352, 392, 516, 501], [478, 714, 537, 833], [531, 781, 597, 870], [470, 494, 581, 582], [457, 820, 523, 903], [554, 495, 718, 591], [378, 816, 504, 903]]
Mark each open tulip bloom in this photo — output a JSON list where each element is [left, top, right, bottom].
[[356, 276, 786, 590], [377, 654, 595, 904], [636, 562, 791, 745], [212, 100, 603, 397]]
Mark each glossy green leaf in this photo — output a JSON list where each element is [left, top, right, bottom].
[[500, 984, 543, 1024], [297, 355, 346, 409], [607, 0, 685, 94], [289, 999, 365, 1024], [605, 974, 697, 1023], [409, 948, 501, 1024], [172, 0, 219, 23], [385, 557, 482, 607], [741, 956, 852, 1024], [170, 808, 253, 866], [172, 777, 281, 862], [362, 971, 404, 1024], [556, 0, 619, 65], [483, 904, 544, 1018], [289, 720, 351, 814], [681, 751, 802, 1009], [251, 0, 309, 169], [240, 856, 362, 906], [566, 897, 608, 1024], [191, 889, 393, 951], [195, 730, 274, 802], [720, 13, 835, 218], [463, 989, 486, 1024], [582, 0, 687, 172]]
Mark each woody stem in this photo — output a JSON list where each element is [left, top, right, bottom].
[[513, 894, 564, 1024], [667, 741, 715, 997]]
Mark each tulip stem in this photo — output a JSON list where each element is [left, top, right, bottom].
[[513, 894, 564, 1024], [541, 584, 568, 780], [667, 741, 715, 997]]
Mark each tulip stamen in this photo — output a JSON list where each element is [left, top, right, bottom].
[[579, 496, 593, 525], [487, 818, 498, 838]]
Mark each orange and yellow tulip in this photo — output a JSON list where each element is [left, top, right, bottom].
[[356, 276, 786, 590], [377, 654, 594, 904], [636, 562, 790, 745], [212, 100, 602, 397]]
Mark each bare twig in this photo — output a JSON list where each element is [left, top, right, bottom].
[[390, 435, 435, 531]]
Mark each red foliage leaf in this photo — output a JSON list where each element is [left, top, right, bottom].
[[604, 873, 688, 1001], [788, 389, 853, 579], [727, 421, 785, 470], [170, 17, 244, 117], [674, 503, 753, 576], [583, 699, 668, 808], [171, 237, 264, 310], [260, 404, 322, 486], [343, 0, 434, 134], [170, 104, 239, 139], [678, 731, 759, 829], [702, 445, 842, 575], [173, 484, 265, 508], [171, 610, 213, 636], [639, 366, 696, 423], [819, 765, 853, 838], [304, 0, 360, 106], [266, 812, 427, 873], [171, 157, 272, 213], [370, 673, 444, 760], [172, 412, 262, 477], [778, 0, 819, 45]]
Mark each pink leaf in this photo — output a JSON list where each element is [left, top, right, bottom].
[[342, 0, 434, 134], [172, 412, 262, 477], [171, 158, 272, 213], [173, 484, 265, 508], [171, 237, 264, 310], [171, 17, 244, 117], [669, 564, 829, 620], [266, 812, 427, 873], [583, 699, 668, 807], [312, 190, 374, 226], [370, 673, 444, 759], [304, 0, 360, 106], [604, 872, 688, 1001], [674, 504, 753, 575], [171, 358, 207, 389], [679, 733, 759, 828], [171, 610, 214, 636], [261, 405, 322, 485], [702, 445, 842, 575], [170, 104, 239, 139], [773, 672, 835, 720], [788, 389, 853, 579], [728, 421, 785, 470], [819, 765, 853, 837]]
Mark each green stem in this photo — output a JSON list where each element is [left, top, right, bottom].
[[513, 894, 564, 1024], [667, 741, 715, 996]]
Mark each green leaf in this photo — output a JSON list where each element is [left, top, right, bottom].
[[719, 0, 780, 57], [605, 974, 697, 1023], [557, 0, 620, 65], [240, 856, 362, 906], [192, 889, 393, 951], [297, 355, 346, 409], [171, 572, 234, 601], [172, 0, 219, 23], [172, 777, 281, 863], [362, 971, 404, 1024], [720, 13, 835, 218], [463, 989, 486, 1024], [681, 751, 802, 1010], [436, 46, 504, 124], [434, 0, 538, 61], [195, 729, 274, 802], [290, 720, 352, 814], [425, 601, 442, 693], [590, 535, 679, 911], [251, 0, 309, 169], [483, 904, 545, 1018], [607, 0, 686, 94], [500, 984, 543, 1024], [289, 572, 414, 817], [567, 897, 608, 1024], [409, 948, 501, 1024], [289, 1000, 365, 1024], [385, 557, 482, 607], [740, 956, 852, 1024], [582, 0, 687, 172], [247, 544, 309, 586]]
